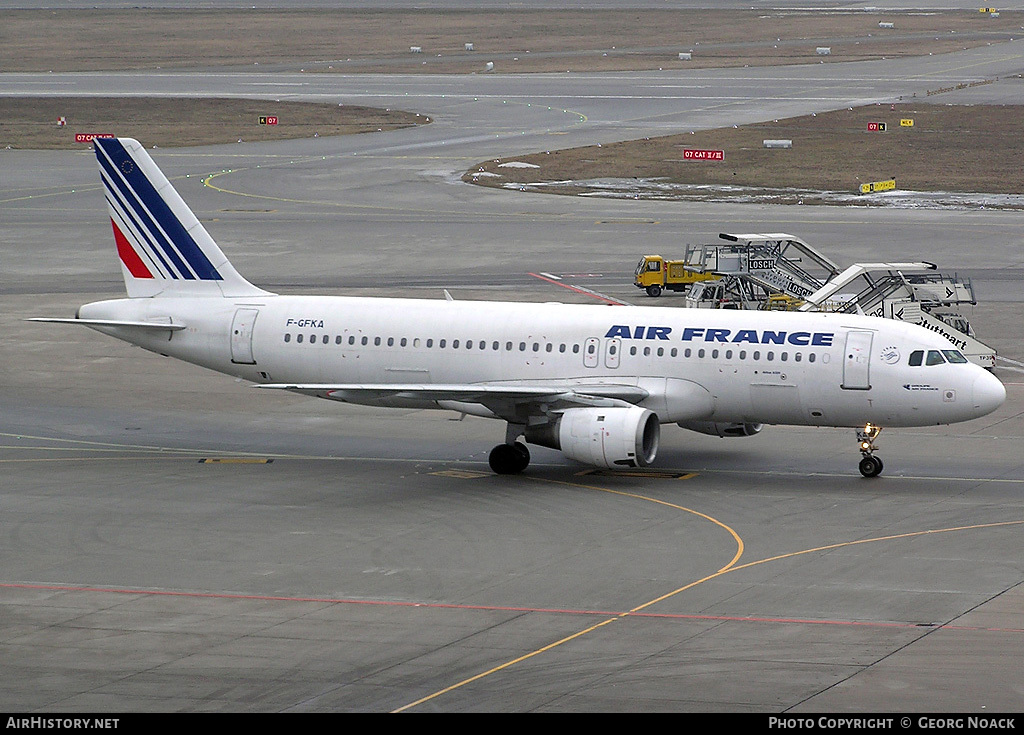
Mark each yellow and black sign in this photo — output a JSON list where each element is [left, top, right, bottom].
[[979, 8, 997, 13], [258, 115, 279, 126], [860, 178, 897, 194], [900, 118, 914, 127]]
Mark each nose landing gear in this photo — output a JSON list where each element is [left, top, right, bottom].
[[857, 423, 884, 478]]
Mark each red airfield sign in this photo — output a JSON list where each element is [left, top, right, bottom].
[[683, 148, 724, 160], [75, 133, 114, 143]]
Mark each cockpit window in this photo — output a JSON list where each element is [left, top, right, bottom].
[[942, 350, 969, 364], [909, 350, 923, 366], [926, 350, 946, 366]]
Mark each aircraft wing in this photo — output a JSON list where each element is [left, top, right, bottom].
[[257, 382, 649, 417]]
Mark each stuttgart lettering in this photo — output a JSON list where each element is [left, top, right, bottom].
[[605, 325, 834, 346]]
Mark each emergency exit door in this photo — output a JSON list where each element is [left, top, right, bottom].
[[230, 308, 259, 365], [841, 330, 872, 390]]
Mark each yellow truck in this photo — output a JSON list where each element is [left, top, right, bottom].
[[634, 255, 716, 297]]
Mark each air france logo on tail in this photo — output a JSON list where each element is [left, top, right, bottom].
[[95, 137, 222, 282], [605, 324, 835, 346]]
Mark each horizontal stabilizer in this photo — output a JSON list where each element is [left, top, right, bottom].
[[27, 317, 187, 331]]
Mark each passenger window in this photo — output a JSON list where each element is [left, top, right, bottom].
[[349, 336, 355, 345], [808, 353, 815, 363], [361, 336, 368, 346], [926, 350, 946, 366], [439, 339, 446, 348], [630, 346, 637, 356], [401, 338, 408, 347], [657, 347, 664, 357], [739, 350, 746, 360], [671, 348, 678, 357], [546, 343, 553, 352], [387, 337, 394, 346], [297, 334, 303, 343], [335, 336, 342, 345], [453, 339, 460, 348], [284, 333, 291, 343], [573, 344, 580, 354], [942, 350, 969, 364]]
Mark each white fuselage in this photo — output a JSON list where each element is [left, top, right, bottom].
[[77, 294, 1005, 429]]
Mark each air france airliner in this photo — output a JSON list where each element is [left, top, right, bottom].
[[32, 137, 1006, 477]]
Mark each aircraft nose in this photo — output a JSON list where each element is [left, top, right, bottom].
[[972, 370, 1006, 416]]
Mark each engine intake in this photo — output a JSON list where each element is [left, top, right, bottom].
[[525, 406, 659, 468]]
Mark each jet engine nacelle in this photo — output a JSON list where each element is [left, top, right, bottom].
[[525, 406, 660, 468], [678, 420, 763, 438]]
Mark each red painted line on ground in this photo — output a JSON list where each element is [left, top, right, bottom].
[[5, 582, 1020, 633], [527, 272, 627, 305]]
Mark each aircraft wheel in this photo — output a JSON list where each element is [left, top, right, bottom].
[[646, 285, 662, 297], [489, 443, 529, 475], [859, 455, 883, 478], [512, 442, 530, 468]]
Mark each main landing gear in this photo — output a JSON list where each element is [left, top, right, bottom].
[[857, 423, 884, 478], [489, 442, 530, 475], [489, 423, 531, 475]]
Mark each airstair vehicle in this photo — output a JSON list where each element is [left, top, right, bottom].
[[666, 233, 995, 368]]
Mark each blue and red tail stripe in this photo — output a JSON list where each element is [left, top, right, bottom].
[[95, 137, 222, 282]]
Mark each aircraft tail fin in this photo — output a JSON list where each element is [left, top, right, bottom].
[[94, 137, 270, 299]]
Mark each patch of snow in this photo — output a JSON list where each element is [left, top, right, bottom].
[[510, 178, 1024, 210]]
